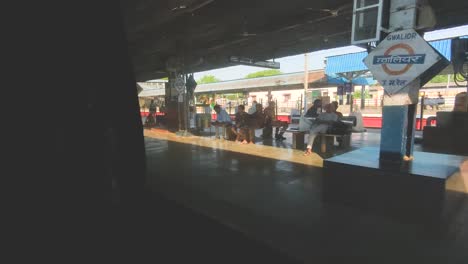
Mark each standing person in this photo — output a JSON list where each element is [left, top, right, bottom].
[[211, 104, 232, 140], [144, 99, 157, 127], [263, 101, 288, 140], [149, 99, 156, 115], [350, 104, 366, 132], [209, 98, 216, 110], [303, 104, 338, 156], [305, 99, 322, 117], [424, 94, 430, 110], [436, 92, 444, 110], [188, 106, 197, 132]]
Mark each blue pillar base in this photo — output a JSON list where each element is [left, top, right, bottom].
[[380, 105, 412, 162]]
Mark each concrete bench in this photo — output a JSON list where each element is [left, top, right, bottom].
[[286, 129, 351, 153], [287, 117, 355, 151], [287, 116, 356, 151]]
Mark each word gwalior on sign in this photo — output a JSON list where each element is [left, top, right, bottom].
[[364, 29, 449, 104]]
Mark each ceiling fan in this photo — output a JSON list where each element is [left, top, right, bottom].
[[171, 5, 187, 11], [306, 3, 353, 17], [171, 0, 215, 13], [236, 17, 258, 37]]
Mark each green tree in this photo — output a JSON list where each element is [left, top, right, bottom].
[[428, 74, 453, 83], [245, 69, 282, 79], [353, 89, 372, 99], [197, 75, 221, 84], [225, 93, 244, 100]]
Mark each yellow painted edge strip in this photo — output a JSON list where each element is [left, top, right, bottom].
[[144, 129, 323, 168]]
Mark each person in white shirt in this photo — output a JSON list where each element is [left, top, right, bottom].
[[349, 104, 366, 132], [248, 101, 257, 114], [304, 104, 338, 156], [212, 104, 232, 139]]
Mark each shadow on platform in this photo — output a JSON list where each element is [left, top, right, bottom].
[[141, 135, 468, 263]]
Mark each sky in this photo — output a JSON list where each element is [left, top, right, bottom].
[[192, 25, 468, 82]]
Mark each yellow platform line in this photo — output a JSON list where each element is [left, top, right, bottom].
[[446, 171, 468, 194], [144, 129, 323, 167]]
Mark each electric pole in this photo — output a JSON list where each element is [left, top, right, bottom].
[[304, 53, 309, 113]]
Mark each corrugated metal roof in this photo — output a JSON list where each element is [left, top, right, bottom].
[[325, 52, 368, 75], [137, 81, 166, 97], [429, 39, 451, 60], [325, 39, 453, 74], [327, 74, 377, 85], [195, 70, 326, 93], [138, 88, 165, 97], [137, 71, 326, 96]]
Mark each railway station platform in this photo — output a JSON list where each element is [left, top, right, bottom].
[[142, 127, 468, 263]]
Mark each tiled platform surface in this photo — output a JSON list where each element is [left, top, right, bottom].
[[143, 128, 468, 263]]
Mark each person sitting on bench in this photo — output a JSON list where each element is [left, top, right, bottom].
[[305, 99, 322, 117], [212, 104, 232, 140], [246, 103, 265, 144], [263, 101, 289, 140], [331, 101, 345, 144], [331, 101, 344, 119], [248, 100, 258, 114], [304, 103, 338, 156], [232, 105, 249, 144]]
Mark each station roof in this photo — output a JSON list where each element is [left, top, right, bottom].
[[137, 81, 166, 97], [195, 70, 326, 93], [138, 70, 327, 97], [121, 0, 468, 81]]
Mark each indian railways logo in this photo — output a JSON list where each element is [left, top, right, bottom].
[[372, 43, 426, 76]]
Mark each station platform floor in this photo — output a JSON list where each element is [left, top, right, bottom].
[[143, 127, 468, 263]]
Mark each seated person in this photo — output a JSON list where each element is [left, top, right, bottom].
[[232, 105, 249, 144], [305, 99, 322, 117], [211, 104, 232, 139], [304, 104, 338, 156], [331, 101, 344, 119], [329, 101, 346, 144], [248, 100, 258, 114], [246, 103, 265, 144], [263, 101, 288, 140]]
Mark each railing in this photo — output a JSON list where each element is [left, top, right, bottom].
[[352, 98, 382, 107], [351, 97, 456, 108], [199, 99, 304, 115]]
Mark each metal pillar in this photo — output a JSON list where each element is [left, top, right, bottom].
[[304, 53, 309, 113], [380, 106, 408, 161], [466, 81, 468, 111], [419, 92, 425, 131], [379, 0, 419, 162], [299, 94, 303, 115], [406, 103, 417, 157], [361, 85, 366, 110]]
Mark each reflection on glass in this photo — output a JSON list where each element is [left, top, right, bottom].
[[353, 8, 378, 42], [356, 0, 380, 9]]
